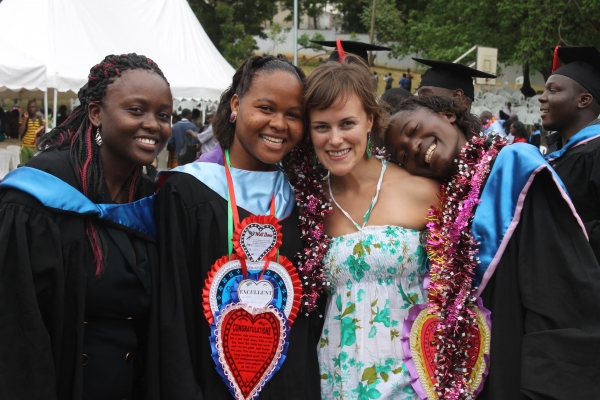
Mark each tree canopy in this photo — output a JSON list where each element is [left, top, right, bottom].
[[187, 0, 277, 67], [384, 0, 600, 81], [188, 0, 600, 82]]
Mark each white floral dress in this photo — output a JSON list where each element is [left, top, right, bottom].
[[318, 160, 427, 399]]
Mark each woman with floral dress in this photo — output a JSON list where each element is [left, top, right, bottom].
[[295, 55, 439, 399]]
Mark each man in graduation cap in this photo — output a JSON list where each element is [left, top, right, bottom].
[[311, 39, 391, 65], [542, 45, 600, 262], [413, 58, 496, 108]]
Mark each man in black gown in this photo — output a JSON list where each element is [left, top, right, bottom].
[[541, 46, 600, 262]]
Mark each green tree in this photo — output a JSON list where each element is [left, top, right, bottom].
[[267, 23, 288, 54], [389, 0, 600, 93], [332, 0, 369, 33], [298, 32, 327, 63], [298, 32, 326, 51], [357, 0, 403, 65], [187, 0, 277, 66], [281, 0, 328, 29]]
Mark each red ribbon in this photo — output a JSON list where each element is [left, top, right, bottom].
[[223, 150, 276, 279], [552, 46, 561, 73], [336, 38, 345, 62]]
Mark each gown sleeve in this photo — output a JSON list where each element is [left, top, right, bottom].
[[0, 191, 65, 399], [584, 149, 600, 262], [147, 176, 204, 400], [480, 169, 600, 399]]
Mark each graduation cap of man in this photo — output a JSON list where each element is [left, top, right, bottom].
[[552, 45, 600, 101], [310, 39, 391, 64], [413, 58, 497, 101]]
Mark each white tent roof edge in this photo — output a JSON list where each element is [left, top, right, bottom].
[[0, 0, 233, 101]]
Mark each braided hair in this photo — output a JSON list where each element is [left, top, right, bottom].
[[37, 53, 169, 275]]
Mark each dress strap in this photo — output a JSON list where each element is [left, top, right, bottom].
[[328, 160, 387, 231]]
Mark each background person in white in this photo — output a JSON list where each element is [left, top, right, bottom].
[[187, 104, 218, 156]]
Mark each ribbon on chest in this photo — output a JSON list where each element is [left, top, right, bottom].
[[203, 149, 301, 400]]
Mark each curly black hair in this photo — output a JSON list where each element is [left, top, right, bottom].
[[390, 95, 482, 139]]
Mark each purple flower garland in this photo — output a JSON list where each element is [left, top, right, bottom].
[[289, 136, 332, 314]]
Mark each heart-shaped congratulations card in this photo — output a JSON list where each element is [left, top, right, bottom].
[[401, 302, 491, 399], [233, 215, 282, 262], [211, 303, 289, 400]]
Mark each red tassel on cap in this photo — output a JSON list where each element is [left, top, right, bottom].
[[336, 38, 345, 62], [552, 46, 561, 73]]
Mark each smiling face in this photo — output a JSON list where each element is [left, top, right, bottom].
[[309, 94, 374, 177], [384, 109, 466, 180], [229, 70, 303, 171], [538, 74, 584, 132], [89, 69, 172, 168]]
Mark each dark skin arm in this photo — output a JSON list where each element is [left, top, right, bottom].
[[18, 112, 29, 139]]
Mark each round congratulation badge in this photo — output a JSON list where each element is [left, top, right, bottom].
[[203, 255, 301, 326]]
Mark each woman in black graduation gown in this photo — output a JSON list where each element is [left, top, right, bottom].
[[384, 95, 600, 399], [151, 55, 322, 399], [0, 54, 173, 399]]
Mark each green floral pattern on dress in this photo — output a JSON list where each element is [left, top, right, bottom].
[[319, 226, 426, 399]]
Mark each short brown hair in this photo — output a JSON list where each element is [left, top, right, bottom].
[[303, 55, 387, 139]]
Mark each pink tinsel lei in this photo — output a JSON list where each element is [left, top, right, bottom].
[[425, 132, 506, 399], [289, 136, 332, 314]]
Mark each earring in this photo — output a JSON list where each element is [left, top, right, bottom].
[[95, 126, 103, 147], [366, 131, 373, 159], [229, 112, 237, 123]]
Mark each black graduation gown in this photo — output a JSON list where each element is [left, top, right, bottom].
[[0, 148, 157, 400], [478, 169, 600, 399], [548, 121, 600, 263], [148, 171, 322, 400]]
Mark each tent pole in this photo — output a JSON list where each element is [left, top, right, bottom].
[[53, 88, 58, 129], [293, 0, 298, 66], [44, 90, 49, 133]]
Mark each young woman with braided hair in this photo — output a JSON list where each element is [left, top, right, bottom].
[[0, 53, 172, 399], [152, 55, 322, 399]]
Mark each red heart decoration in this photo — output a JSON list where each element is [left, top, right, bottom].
[[420, 316, 481, 384], [220, 307, 283, 399], [405, 305, 490, 398]]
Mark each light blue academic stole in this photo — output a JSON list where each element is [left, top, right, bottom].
[[156, 162, 295, 219], [545, 124, 600, 162], [472, 143, 571, 294], [0, 167, 156, 238]]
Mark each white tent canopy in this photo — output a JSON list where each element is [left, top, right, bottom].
[[0, 42, 46, 93], [0, 0, 234, 101]]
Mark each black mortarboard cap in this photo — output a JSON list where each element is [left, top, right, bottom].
[[310, 40, 391, 64], [552, 46, 600, 101], [413, 58, 497, 101]]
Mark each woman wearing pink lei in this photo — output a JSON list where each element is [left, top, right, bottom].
[[291, 55, 439, 399]]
